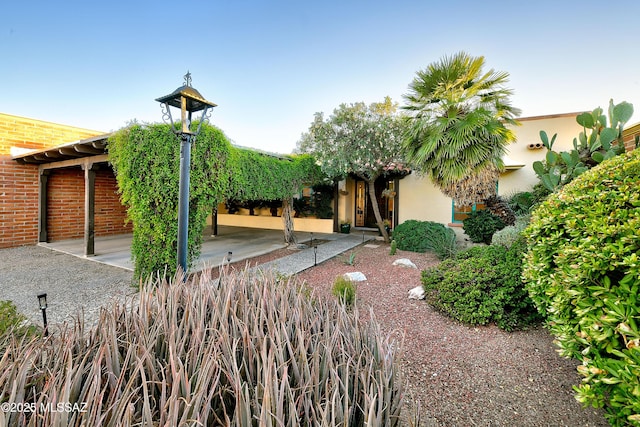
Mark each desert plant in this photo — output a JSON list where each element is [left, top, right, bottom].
[[491, 215, 530, 248], [484, 195, 516, 226], [332, 276, 357, 307], [532, 100, 633, 192], [389, 240, 397, 256], [340, 250, 357, 266], [462, 209, 506, 244], [523, 149, 640, 425], [422, 238, 540, 331], [0, 268, 403, 426], [0, 300, 37, 343], [392, 219, 457, 259]]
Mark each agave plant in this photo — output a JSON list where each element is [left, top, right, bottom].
[[0, 267, 403, 426]]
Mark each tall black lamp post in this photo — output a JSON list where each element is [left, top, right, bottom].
[[156, 72, 217, 274], [37, 293, 48, 336]]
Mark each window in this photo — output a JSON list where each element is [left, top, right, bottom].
[[451, 202, 486, 224]]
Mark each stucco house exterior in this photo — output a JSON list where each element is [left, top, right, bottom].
[[335, 112, 600, 229], [1, 111, 638, 252]]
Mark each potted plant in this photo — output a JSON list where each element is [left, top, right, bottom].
[[383, 219, 392, 235], [340, 220, 351, 234]]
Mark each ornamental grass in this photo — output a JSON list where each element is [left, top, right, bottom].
[[0, 267, 403, 426]]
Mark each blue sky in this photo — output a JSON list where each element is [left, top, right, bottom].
[[2, 1, 639, 154]]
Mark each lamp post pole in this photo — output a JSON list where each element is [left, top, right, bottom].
[[176, 132, 191, 273], [156, 72, 217, 276]]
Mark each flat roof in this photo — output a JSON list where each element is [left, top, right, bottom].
[[11, 134, 110, 165]]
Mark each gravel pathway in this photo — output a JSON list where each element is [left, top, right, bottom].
[[0, 245, 134, 330]]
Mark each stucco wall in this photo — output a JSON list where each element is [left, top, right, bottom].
[[216, 214, 334, 233], [499, 113, 582, 195], [397, 112, 584, 226]]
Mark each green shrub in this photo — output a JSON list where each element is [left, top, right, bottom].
[[393, 219, 457, 259], [0, 300, 37, 343], [332, 276, 356, 307], [0, 269, 402, 425], [462, 209, 506, 244], [421, 239, 540, 331], [491, 215, 530, 248], [523, 149, 640, 425]]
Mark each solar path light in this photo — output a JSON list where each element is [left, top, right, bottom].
[[37, 293, 48, 336]]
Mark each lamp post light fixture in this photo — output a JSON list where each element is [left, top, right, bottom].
[[156, 72, 217, 275], [313, 245, 318, 267], [37, 293, 48, 337]]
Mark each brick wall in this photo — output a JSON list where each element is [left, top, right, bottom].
[[47, 169, 84, 241], [0, 113, 132, 248], [623, 124, 640, 152], [47, 168, 132, 242], [0, 113, 100, 155], [95, 169, 132, 237], [0, 157, 40, 248]]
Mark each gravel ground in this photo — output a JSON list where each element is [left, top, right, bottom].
[[0, 242, 608, 426], [294, 243, 608, 427], [0, 245, 135, 330]]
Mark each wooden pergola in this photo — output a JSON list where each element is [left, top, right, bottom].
[[12, 134, 112, 256]]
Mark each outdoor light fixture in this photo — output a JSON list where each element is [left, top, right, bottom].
[[37, 293, 48, 336], [314, 245, 318, 267], [227, 251, 233, 265], [156, 72, 217, 274]]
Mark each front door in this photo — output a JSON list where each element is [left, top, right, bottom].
[[354, 178, 395, 228], [355, 181, 366, 227]]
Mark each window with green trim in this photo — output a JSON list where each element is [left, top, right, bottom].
[[451, 183, 498, 223], [451, 202, 486, 223]]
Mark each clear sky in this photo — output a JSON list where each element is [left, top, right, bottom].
[[2, 1, 639, 154]]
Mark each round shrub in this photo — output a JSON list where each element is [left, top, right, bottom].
[[462, 209, 506, 244], [523, 149, 640, 424], [393, 219, 457, 259], [421, 238, 540, 331]]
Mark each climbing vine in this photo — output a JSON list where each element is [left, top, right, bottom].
[[108, 122, 325, 280], [108, 122, 231, 280]]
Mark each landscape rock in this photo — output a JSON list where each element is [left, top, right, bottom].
[[393, 258, 417, 269], [343, 272, 367, 282], [408, 286, 425, 300]]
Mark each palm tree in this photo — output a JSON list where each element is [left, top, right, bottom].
[[402, 52, 520, 206]]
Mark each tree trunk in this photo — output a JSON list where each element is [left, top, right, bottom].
[[282, 197, 297, 246], [367, 179, 389, 242]]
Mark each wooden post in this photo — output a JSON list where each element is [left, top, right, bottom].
[[38, 170, 50, 242], [83, 162, 96, 256]]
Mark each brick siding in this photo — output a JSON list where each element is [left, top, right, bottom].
[[0, 113, 130, 248], [0, 157, 40, 248], [46, 168, 132, 242]]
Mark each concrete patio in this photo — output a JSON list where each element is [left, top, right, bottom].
[[38, 225, 363, 272]]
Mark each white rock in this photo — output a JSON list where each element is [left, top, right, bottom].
[[392, 258, 417, 269], [343, 272, 367, 282], [408, 286, 425, 300]]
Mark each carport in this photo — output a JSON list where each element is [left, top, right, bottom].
[[12, 134, 121, 256]]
